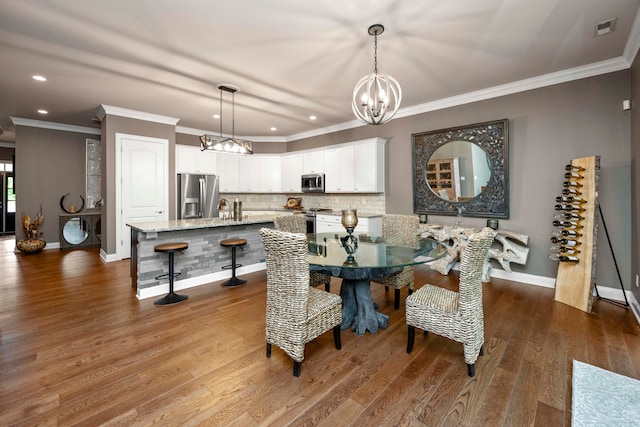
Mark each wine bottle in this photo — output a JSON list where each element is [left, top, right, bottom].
[[565, 164, 585, 172], [564, 172, 584, 180], [555, 196, 586, 204], [549, 245, 581, 255], [552, 220, 584, 229], [553, 212, 584, 221], [554, 204, 586, 212], [552, 229, 582, 238], [563, 180, 583, 188], [550, 253, 580, 263], [562, 188, 583, 196], [550, 237, 581, 246]]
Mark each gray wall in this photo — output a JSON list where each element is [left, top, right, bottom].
[[12, 70, 633, 294], [289, 71, 632, 290], [101, 115, 176, 256], [14, 126, 94, 243]]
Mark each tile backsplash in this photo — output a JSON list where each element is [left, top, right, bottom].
[[222, 193, 385, 214]]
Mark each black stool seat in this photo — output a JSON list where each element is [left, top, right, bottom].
[[154, 242, 188, 306], [220, 238, 247, 286]]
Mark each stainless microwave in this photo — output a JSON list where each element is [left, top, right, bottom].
[[301, 173, 325, 193]]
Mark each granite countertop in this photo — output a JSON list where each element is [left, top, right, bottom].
[[127, 216, 277, 233]]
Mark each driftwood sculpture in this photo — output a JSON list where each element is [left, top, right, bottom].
[[419, 224, 529, 282]]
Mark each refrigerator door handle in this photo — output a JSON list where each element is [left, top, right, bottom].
[[198, 178, 205, 218]]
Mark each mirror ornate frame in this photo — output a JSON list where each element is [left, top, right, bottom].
[[413, 118, 509, 219]]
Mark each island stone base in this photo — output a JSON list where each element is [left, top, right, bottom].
[[131, 222, 273, 300]]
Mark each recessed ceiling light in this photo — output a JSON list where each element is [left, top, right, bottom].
[[213, 114, 220, 119], [270, 127, 277, 131], [32, 75, 46, 82], [309, 115, 317, 120], [37, 109, 48, 114]]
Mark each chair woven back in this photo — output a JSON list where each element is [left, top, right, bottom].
[[273, 215, 307, 234], [382, 214, 419, 247], [457, 227, 496, 319], [259, 228, 310, 346]]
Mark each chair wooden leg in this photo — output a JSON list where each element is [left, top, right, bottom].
[[325, 282, 330, 292], [394, 289, 400, 310], [407, 325, 415, 353], [293, 361, 301, 377], [467, 363, 475, 377], [266, 343, 271, 358], [333, 325, 341, 350]]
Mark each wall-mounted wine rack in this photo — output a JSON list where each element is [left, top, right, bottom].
[[552, 155, 600, 312]]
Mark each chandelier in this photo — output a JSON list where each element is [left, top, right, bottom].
[[200, 85, 253, 154], [352, 24, 402, 125]]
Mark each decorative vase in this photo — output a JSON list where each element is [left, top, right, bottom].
[[17, 238, 46, 254]]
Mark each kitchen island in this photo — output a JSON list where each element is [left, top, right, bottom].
[[128, 215, 283, 300]]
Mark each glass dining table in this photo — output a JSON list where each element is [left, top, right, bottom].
[[308, 232, 447, 335]]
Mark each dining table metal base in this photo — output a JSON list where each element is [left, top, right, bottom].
[[340, 279, 389, 335]]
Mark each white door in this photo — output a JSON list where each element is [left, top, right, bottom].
[[117, 133, 168, 260]]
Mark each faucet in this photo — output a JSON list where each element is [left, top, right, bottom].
[[218, 198, 231, 219]]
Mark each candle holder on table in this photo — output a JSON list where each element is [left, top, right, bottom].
[[340, 209, 359, 264]]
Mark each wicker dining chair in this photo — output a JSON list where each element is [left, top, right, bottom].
[[273, 214, 332, 292], [259, 227, 342, 377], [372, 214, 420, 309], [405, 227, 496, 377]]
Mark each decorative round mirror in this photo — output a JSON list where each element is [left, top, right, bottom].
[[413, 119, 509, 219], [425, 140, 491, 202], [62, 217, 89, 245]]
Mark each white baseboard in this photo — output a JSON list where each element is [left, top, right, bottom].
[[136, 262, 266, 300]]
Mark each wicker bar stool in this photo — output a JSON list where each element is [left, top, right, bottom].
[[221, 238, 247, 286], [154, 242, 188, 306]]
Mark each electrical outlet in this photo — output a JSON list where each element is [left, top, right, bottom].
[[636, 274, 639, 288]]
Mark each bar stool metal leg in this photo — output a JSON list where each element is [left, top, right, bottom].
[[221, 238, 247, 286], [154, 242, 189, 306]]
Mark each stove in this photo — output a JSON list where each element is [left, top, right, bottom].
[[304, 208, 333, 233]]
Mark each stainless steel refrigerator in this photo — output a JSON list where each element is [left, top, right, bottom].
[[177, 174, 220, 219]]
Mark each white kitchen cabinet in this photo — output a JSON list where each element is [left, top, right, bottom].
[[236, 155, 282, 193], [238, 156, 262, 192], [281, 153, 303, 192], [217, 153, 240, 192], [324, 146, 355, 192], [176, 145, 217, 174], [315, 214, 382, 235], [303, 151, 325, 174], [260, 156, 282, 192], [354, 140, 385, 192]]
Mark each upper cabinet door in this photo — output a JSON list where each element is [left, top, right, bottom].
[[303, 151, 325, 174], [281, 153, 303, 192], [324, 146, 355, 192], [176, 145, 217, 174], [354, 140, 384, 192], [261, 156, 282, 192], [217, 153, 239, 192]]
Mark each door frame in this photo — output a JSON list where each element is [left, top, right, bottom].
[[115, 133, 169, 260]]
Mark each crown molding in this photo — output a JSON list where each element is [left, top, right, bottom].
[[97, 105, 180, 125], [392, 57, 630, 119], [10, 117, 101, 135], [623, 6, 640, 65], [284, 57, 630, 142]]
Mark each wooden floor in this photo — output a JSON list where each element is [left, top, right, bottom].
[[1, 240, 639, 426]]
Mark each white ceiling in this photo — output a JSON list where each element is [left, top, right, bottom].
[[1, 0, 639, 144]]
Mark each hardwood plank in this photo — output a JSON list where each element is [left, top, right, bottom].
[[0, 242, 638, 426]]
